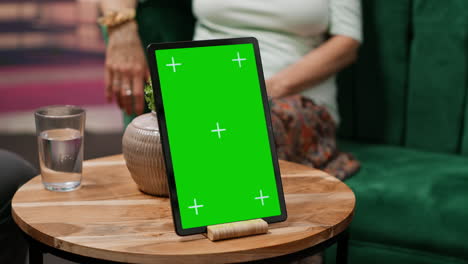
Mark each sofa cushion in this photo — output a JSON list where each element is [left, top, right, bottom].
[[337, 140, 468, 261], [337, 0, 412, 145], [338, 0, 468, 156], [405, 0, 468, 154]]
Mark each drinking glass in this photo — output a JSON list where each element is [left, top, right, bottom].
[[35, 105, 85, 192]]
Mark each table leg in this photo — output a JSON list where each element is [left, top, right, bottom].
[[29, 241, 43, 264], [336, 230, 349, 264]]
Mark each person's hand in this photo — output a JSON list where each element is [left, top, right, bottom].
[[105, 20, 149, 115], [265, 77, 290, 98]]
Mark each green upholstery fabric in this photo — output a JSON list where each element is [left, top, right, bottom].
[[136, 0, 194, 49], [338, 0, 412, 145], [326, 141, 468, 263], [405, 0, 468, 153], [339, 0, 468, 155], [331, 0, 468, 262]]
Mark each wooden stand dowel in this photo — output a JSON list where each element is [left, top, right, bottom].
[[206, 219, 268, 241]]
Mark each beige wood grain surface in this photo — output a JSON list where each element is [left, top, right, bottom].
[[12, 155, 355, 264]]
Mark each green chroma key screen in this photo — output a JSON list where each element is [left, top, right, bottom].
[[150, 38, 286, 234]]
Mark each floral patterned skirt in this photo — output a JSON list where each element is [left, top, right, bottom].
[[270, 95, 359, 181]]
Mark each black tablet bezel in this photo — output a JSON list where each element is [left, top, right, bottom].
[[146, 37, 287, 236]]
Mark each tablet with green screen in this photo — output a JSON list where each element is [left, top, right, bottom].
[[147, 37, 287, 236]]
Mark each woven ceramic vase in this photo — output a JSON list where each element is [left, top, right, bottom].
[[122, 111, 168, 196]]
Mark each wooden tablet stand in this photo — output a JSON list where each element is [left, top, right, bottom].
[[205, 219, 268, 241]]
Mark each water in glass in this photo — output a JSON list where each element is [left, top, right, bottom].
[[38, 128, 83, 191]]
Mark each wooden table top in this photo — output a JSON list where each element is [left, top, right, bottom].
[[12, 155, 355, 264]]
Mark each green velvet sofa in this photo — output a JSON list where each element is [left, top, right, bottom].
[[326, 1, 468, 263], [133, 0, 468, 263]]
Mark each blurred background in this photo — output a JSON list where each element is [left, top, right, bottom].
[[0, 0, 123, 169]]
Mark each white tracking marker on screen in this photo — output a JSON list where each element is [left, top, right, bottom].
[[188, 198, 204, 215], [166, 56, 182, 72], [211, 122, 227, 138], [232, 52, 247, 68], [255, 189, 270, 206]]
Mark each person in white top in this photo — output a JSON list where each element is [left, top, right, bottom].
[[193, 0, 362, 124], [193, 0, 362, 179], [101, 0, 361, 182]]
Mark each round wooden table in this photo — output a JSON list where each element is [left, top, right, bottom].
[[12, 155, 355, 264]]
